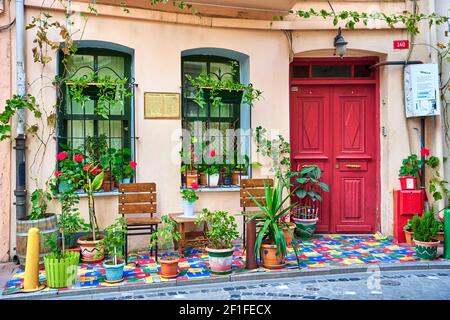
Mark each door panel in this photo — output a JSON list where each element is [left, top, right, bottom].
[[290, 86, 331, 232], [290, 84, 377, 233], [332, 85, 376, 233]]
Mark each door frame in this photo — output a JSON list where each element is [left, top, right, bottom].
[[289, 57, 381, 233]]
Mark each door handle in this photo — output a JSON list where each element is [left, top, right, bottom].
[[345, 164, 361, 168]]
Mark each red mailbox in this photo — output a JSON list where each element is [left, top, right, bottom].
[[394, 190, 424, 243]]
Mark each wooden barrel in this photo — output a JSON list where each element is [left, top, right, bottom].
[[16, 213, 59, 269]]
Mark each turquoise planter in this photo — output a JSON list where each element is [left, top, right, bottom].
[[103, 260, 125, 281]]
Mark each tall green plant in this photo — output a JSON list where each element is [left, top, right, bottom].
[[244, 180, 300, 268]]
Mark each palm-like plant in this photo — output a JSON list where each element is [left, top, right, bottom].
[[244, 180, 301, 268]]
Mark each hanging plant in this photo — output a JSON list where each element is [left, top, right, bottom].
[[186, 61, 262, 109], [65, 73, 132, 119]]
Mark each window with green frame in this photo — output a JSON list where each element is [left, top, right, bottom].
[[181, 55, 241, 187], [57, 48, 134, 190]]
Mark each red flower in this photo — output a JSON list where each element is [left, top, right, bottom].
[[421, 148, 430, 157], [91, 168, 100, 175], [55, 171, 63, 177], [57, 151, 68, 161], [74, 154, 84, 163], [129, 161, 137, 169], [191, 182, 199, 190], [83, 164, 91, 172], [209, 150, 216, 157]]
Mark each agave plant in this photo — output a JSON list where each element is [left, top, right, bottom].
[[244, 179, 301, 268]]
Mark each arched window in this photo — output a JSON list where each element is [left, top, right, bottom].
[[57, 42, 135, 191], [181, 48, 251, 188]]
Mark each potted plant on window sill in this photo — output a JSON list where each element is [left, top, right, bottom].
[[398, 154, 421, 190], [150, 215, 181, 279], [292, 165, 329, 239], [412, 210, 441, 260], [245, 180, 300, 269], [97, 217, 127, 282], [197, 208, 239, 275], [206, 165, 220, 187], [181, 183, 199, 217], [221, 165, 233, 186]]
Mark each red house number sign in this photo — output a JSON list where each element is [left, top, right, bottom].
[[393, 40, 409, 49]]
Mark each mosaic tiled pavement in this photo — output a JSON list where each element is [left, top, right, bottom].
[[1, 234, 437, 296]]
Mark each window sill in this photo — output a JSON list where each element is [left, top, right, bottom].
[[180, 186, 240, 192], [54, 190, 120, 199]]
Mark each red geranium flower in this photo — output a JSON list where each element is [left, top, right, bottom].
[[55, 171, 63, 177], [209, 150, 216, 157], [91, 168, 100, 175], [83, 164, 91, 172], [129, 161, 137, 169], [57, 151, 68, 161], [74, 154, 84, 163], [191, 182, 199, 190], [421, 148, 430, 157]]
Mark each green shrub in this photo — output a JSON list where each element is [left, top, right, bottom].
[[411, 211, 440, 242], [197, 209, 239, 249]]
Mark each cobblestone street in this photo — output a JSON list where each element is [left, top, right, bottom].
[[50, 268, 450, 300]]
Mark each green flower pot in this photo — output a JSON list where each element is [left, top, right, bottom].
[[44, 251, 80, 288], [414, 239, 440, 260], [293, 217, 318, 239]]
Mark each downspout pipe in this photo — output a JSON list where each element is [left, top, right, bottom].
[[14, 0, 27, 220]]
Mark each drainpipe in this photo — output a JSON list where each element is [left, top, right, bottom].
[[14, 0, 27, 220]]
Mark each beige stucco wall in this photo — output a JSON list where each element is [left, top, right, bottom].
[[0, 0, 12, 262], [7, 0, 443, 258]]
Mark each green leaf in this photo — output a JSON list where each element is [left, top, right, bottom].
[[91, 171, 104, 191]]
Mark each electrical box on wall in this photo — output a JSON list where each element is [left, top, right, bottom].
[[404, 63, 441, 118]]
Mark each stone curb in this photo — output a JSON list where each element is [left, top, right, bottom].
[[2, 262, 450, 300]]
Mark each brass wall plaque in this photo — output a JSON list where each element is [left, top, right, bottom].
[[144, 92, 180, 119]]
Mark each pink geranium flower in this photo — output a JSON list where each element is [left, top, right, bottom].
[[191, 182, 199, 190], [209, 150, 216, 157], [57, 151, 68, 161], [421, 148, 430, 157], [129, 161, 137, 169], [74, 154, 84, 163], [55, 171, 63, 177]]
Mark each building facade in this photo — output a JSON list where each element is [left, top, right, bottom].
[[1, 0, 448, 260]]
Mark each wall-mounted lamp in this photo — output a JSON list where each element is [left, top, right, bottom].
[[333, 27, 348, 58]]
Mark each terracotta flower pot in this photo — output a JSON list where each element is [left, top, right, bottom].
[[413, 239, 440, 260], [404, 230, 414, 246], [186, 171, 198, 188], [283, 222, 296, 245], [261, 243, 285, 269], [77, 235, 105, 263], [199, 173, 207, 186], [206, 247, 234, 275], [159, 256, 180, 278]]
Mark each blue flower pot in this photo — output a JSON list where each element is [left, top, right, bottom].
[[103, 260, 125, 282]]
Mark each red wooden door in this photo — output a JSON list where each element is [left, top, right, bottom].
[[290, 84, 377, 233]]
